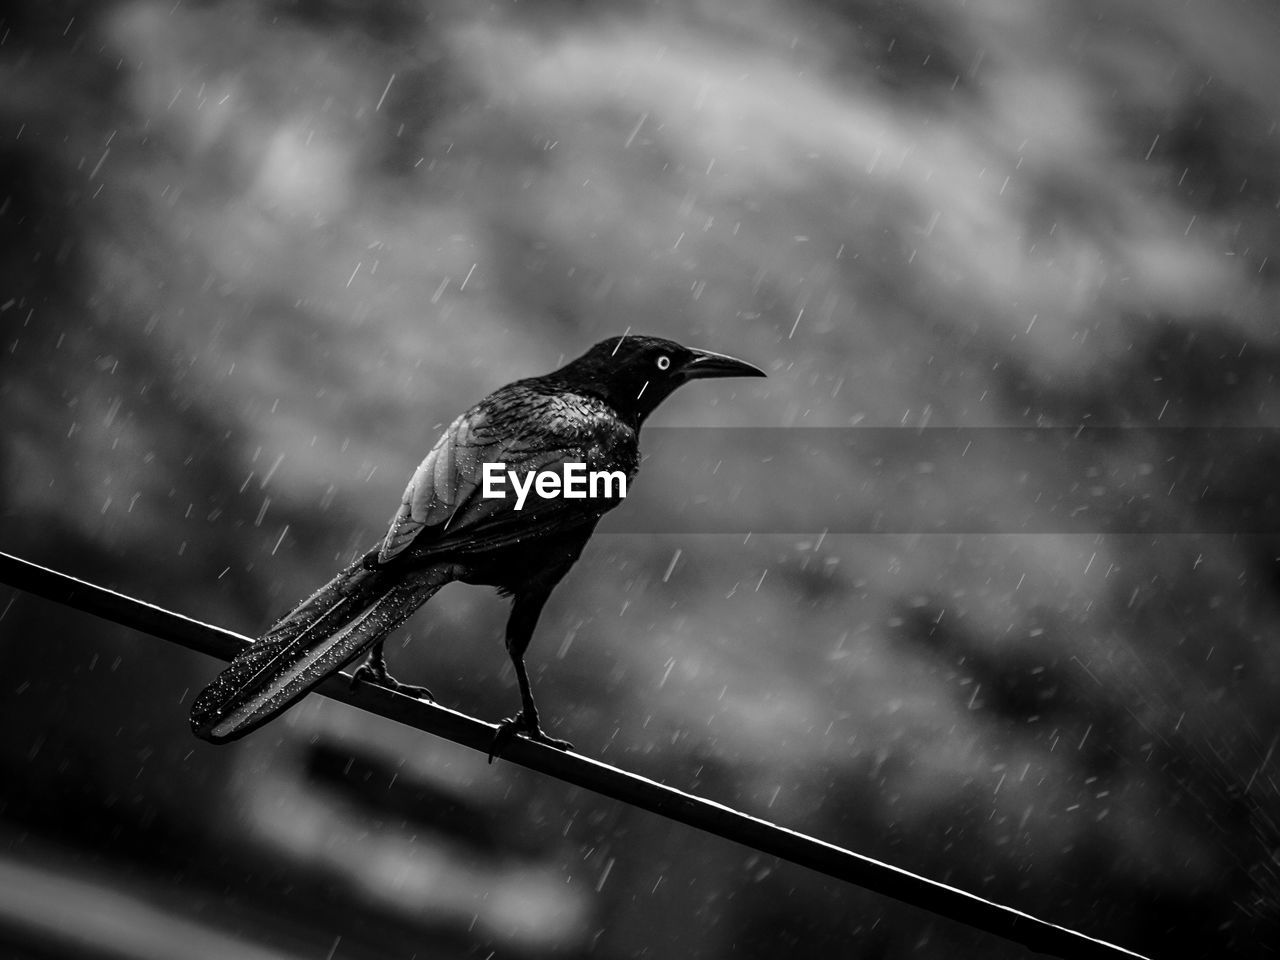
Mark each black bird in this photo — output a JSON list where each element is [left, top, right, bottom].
[[190, 335, 765, 756]]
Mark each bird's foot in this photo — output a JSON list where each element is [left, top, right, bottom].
[[488, 712, 573, 763], [349, 664, 435, 702]]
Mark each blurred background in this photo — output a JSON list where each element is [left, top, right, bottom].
[[3, 1, 1280, 957]]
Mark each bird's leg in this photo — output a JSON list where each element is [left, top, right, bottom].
[[350, 638, 435, 701], [489, 588, 572, 762]]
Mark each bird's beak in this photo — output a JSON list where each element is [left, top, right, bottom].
[[679, 348, 768, 381]]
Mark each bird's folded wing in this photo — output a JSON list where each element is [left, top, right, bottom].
[[379, 394, 630, 562]]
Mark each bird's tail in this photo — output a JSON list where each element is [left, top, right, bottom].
[[190, 553, 454, 744]]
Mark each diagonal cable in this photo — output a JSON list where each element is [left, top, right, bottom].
[[0, 550, 1149, 960]]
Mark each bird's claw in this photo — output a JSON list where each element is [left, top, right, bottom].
[[348, 664, 434, 702], [488, 712, 572, 763]]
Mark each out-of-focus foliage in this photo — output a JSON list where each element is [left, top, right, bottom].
[[2, 1, 1279, 957]]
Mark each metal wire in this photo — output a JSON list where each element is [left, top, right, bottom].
[[0, 549, 1149, 960]]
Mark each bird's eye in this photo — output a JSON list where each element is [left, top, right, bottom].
[[656, 355, 671, 371]]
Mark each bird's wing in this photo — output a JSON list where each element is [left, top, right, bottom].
[[379, 391, 633, 563], [378, 407, 487, 561]]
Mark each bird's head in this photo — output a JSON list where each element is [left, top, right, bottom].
[[551, 335, 766, 424]]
